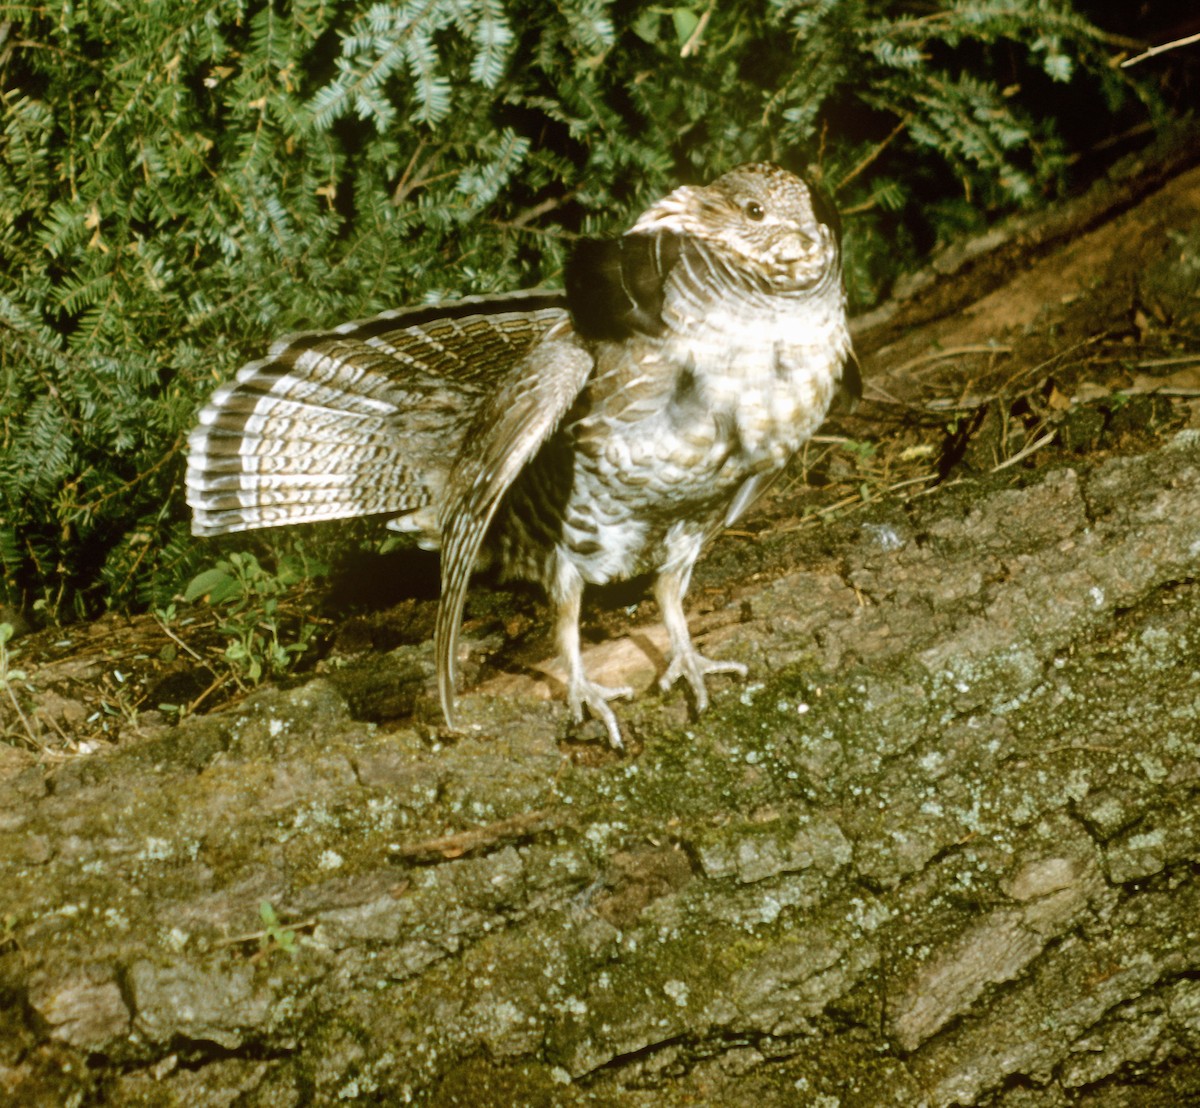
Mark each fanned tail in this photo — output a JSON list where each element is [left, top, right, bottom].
[[186, 293, 568, 538]]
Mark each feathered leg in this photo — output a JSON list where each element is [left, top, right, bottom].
[[553, 560, 632, 748], [655, 549, 747, 712]]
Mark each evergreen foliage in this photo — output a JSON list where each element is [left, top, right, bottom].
[[0, 0, 1154, 619]]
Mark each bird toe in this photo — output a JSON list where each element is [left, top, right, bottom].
[[660, 650, 748, 711], [567, 678, 633, 749]]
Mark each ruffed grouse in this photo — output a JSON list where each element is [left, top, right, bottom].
[[187, 163, 858, 747]]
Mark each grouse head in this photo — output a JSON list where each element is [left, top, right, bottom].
[[630, 162, 841, 292], [564, 164, 844, 342]]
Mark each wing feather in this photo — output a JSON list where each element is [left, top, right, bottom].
[[435, 332, 595, 729]]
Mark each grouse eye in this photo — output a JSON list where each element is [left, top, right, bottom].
[[743, 200, 765, 222]]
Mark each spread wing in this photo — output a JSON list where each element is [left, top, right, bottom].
[[435, 327, 596, 729]]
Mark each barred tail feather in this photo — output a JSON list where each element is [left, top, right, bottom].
[[186, 293, 570, 539], [187, 350, 453, 537]]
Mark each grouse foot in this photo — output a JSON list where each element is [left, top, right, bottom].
[[659, 649, 748, 712], [655, 562, 748, 714], [568, 676, 634, 750]]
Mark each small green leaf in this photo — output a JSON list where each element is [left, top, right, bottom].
[[672, 8, 699, 47], [631, 10, 660, 44], [184, 567, 238, 604]]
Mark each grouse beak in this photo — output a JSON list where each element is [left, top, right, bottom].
[[792, 221, 818, 244], [775, 224, 819, 263]]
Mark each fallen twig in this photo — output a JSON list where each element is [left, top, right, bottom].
[[992, 430, 1057, 472]]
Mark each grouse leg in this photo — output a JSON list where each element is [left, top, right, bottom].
[[655, 562, 747, 712], [553, 567, 633, 748]]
